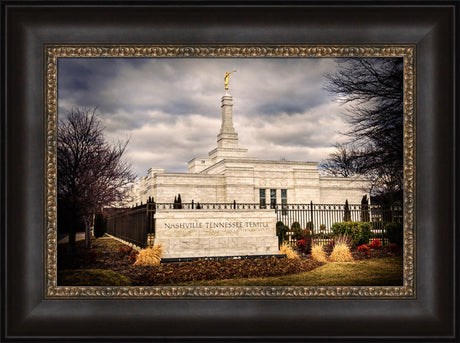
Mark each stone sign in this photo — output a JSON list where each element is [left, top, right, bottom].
[[153, 209, 278, 259]]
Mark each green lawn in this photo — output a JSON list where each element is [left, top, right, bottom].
[[170, 256, 403, 286], [58, 269, 133, 286], [58, 236, 403, 287]]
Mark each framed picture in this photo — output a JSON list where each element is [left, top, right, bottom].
[[49, 46, 412, 296], [2, 1, 457, 341]]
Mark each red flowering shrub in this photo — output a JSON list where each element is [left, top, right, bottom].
[[296, 239, 307, 252], [357, 244, 371, 258], [369, 239, 381, 249], [129, 251, 138, 263], [357, 244, 369, 252], [301, 229, 312, 253], [118, 245, 133, 258]]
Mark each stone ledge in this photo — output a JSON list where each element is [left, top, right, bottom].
[[161, 254, 286, 264]]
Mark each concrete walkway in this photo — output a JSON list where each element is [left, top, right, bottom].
[[57, 232, 86, 244]]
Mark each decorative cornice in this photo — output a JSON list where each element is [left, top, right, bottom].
[[47, 285, 414, 298], [45, 45, 414, 58]]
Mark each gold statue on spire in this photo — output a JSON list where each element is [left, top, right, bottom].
[[224, 70, 237, 91]]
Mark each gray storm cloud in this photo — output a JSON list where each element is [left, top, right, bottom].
[[58, 57, 349, 177]]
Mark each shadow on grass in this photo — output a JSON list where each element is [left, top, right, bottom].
[[58, 269, 133, 286], [172, 256, 404, 287]]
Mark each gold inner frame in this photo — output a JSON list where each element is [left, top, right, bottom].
[[45, 45, 416, 298]]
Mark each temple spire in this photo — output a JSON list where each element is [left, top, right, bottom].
[[207, 75, 249, 163], [217, 94, 238, 148]]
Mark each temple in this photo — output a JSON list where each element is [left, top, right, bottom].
[[126, 89, 369, 207]]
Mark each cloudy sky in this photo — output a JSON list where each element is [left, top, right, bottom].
[[57, 57, 350, 178]]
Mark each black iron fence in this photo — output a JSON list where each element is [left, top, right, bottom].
[[106, 202, 155, 247], [105, 201, 402, 247], [273, 202, 402, 237], [153, 201, 401, 234]]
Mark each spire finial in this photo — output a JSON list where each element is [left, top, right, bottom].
[[224, 70, 237, 91]]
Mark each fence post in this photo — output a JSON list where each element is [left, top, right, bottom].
[[310, 201, 314, 234], [191, 199, 194, 209], [233, 200, 236, 209]]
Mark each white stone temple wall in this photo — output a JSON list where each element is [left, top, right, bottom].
[[127, 169, 367, 205]]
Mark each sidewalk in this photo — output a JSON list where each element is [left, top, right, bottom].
[[57, 232, 86, 244]]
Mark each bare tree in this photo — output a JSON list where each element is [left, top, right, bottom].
[[57, 107, 135, 253], [322, 57, 403, 203], [319, 143, 359, 177], [343, 199, 351, 222]]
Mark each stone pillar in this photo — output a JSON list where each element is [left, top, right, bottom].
[[217, 94, 239, 149], [220, 94, 235, 133]]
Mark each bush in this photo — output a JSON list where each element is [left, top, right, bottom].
[[276, 223, 289, 244], [118, 245, 133, 258], [290, 222, 303, 240], [291, 222, 301, 230], [343, 199, 351, 221], [360, 195, 370, 222], [329, 240, 354, 262], [334, 233, 353, 247], [306, 221, 314, 230], [357, 244, 371, 258], [311, 243, 327, 263], [134, 244, 163, 266], [279, 243, 300, 259], [369, 238, 381, 249], [302, 228, 312, 253], [173, 194, 183, 209], [296, 239, 307, 252], [329, 244, 354, 262], [331, 221, 371, 246], [293, 226, 312, 253], [313, 232, 333, 240], [93, 212, 107, 238], [329, 234, 354, 262], [302, 228, 312, 238], [386, 222, 403, 246], [291, 226, 311, 241], [129, 251, 138, 263], [357, 244, 369, 252]]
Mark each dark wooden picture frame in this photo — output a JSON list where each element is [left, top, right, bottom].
[[48, 45, 414, 297], [2, 1, 457, 341]]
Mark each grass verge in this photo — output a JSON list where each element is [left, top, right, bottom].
[[170, 256, 403, 286], [58, 269, 133, 286]]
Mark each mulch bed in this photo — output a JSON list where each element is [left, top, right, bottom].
[[58, 237, 400, 286], [58, 238, 324, 285], [320, 244, 400, 261], [58, 238, 156, 286]]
